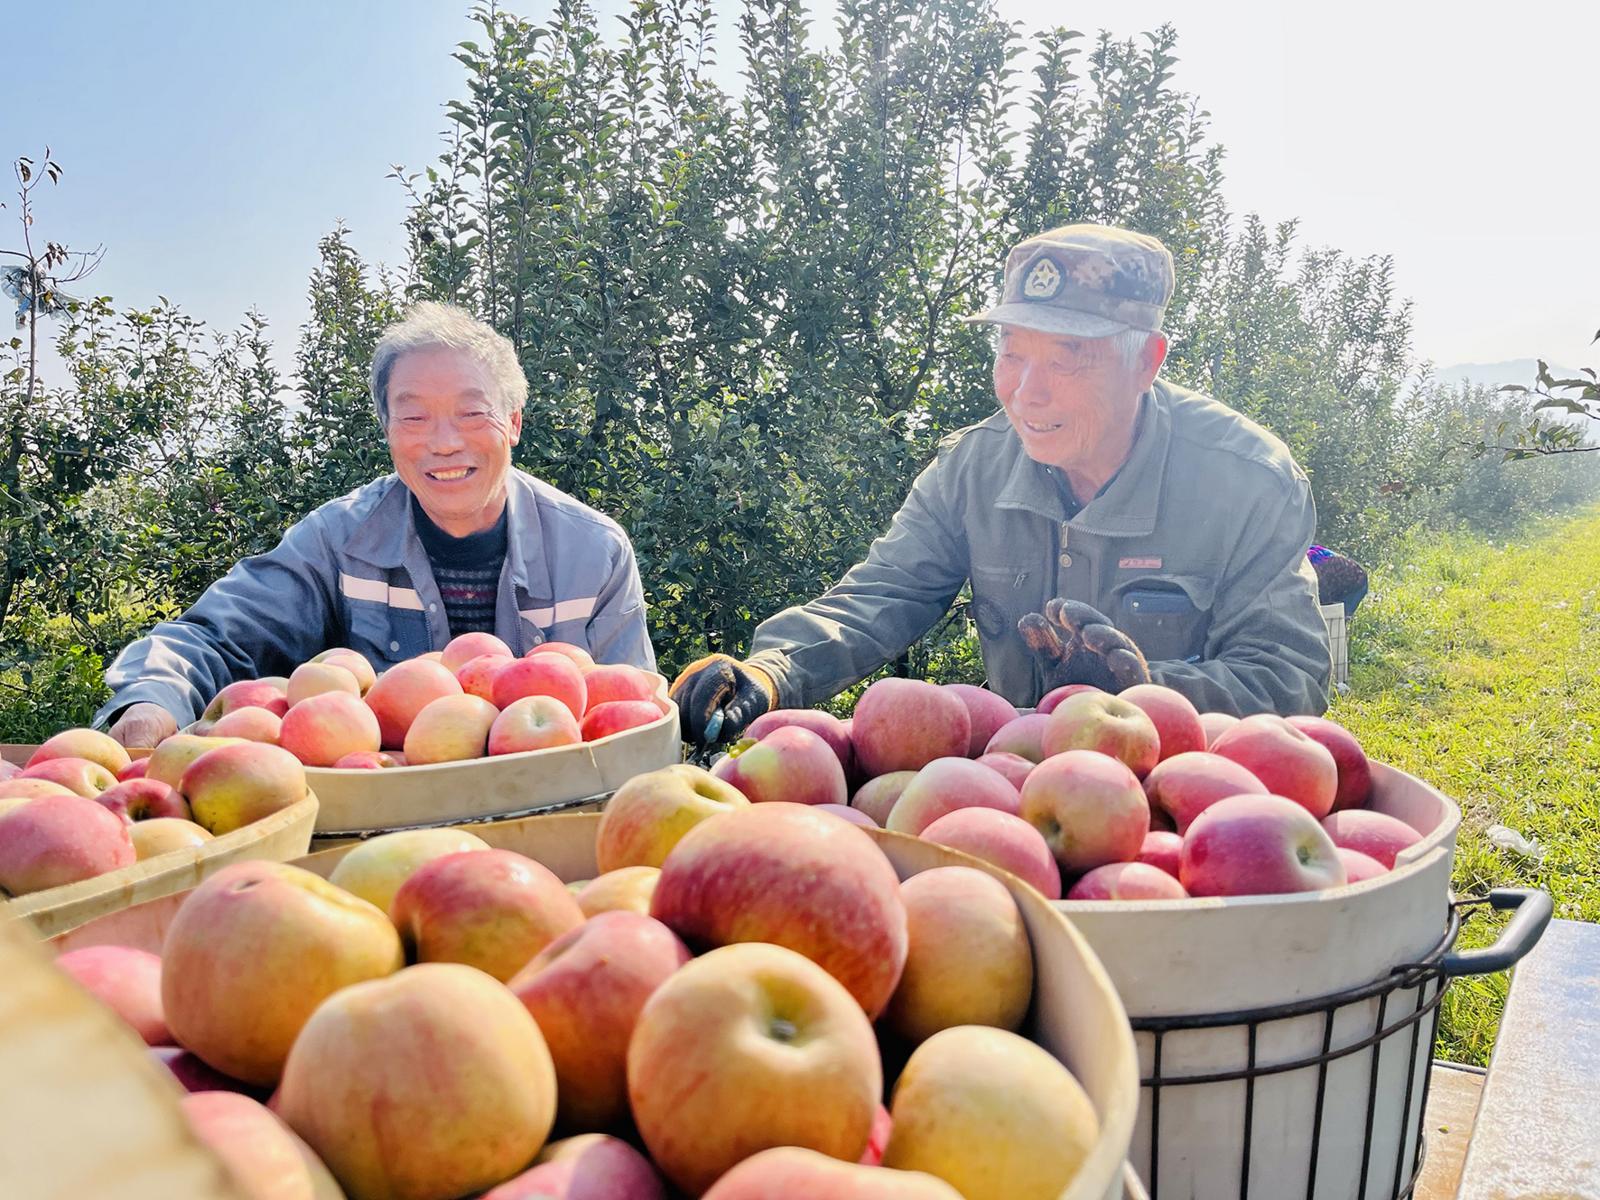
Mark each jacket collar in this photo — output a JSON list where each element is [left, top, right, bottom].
[[993, 384, 1170, 538], [343, 470, 541, 590]]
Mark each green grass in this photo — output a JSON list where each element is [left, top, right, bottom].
[[1330, 508, 1600, 1065]]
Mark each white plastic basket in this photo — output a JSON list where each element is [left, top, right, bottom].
[[1320, 602, 1350, 686]]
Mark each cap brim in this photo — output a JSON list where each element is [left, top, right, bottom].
[[962, 303, 1129, 339]]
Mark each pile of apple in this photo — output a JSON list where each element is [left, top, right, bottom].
[[0, 730, 307, 897], [193, 632, 669, 769], [719, 678, 1423, 902], [56, 774, 1102, 1200]]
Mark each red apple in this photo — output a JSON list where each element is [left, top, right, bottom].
[[279, 690, 382, 767], [489, 694, 583, 754], [1211, 715, 1339, 818], [494, 653, 587, 719], [863, 1104, 893, 1167], [581, 699, 663, 741], [1137, 830, 1184, 878], [457, 652, 515, 701], [1199, 711, 1239, 747], [209, 705, 284, 745], [1321, 809, 1423, 869], [650, 802, 908, 1017], [920, 807, 1062, 900], [1338, 847, 1389, 882], [982, 713, 1054, 763], [1036, 683, 1104, 715], [747, 708, 855, 776], [705, 1146, 964, 1198], [1040, 692, 1161, 778], [850, 771, 917, 826], [1180, 794, 1347, 897], [149, 1047, 262, 1097], [527, 640, 596, 669], [627, 942, 882, 1195], [1143, 751, 1270, 834], [201, 678, 289, 722], [851, 678, 971, 777], [1018, 750, 1149, 875], [1288, 715, 1374, 812], [54, 945, 170, 1045], [364, 658, 463, 749], [0, 794, 135, 894], [441, 630, 513, 674], [974, 751, 1034, 791], [1067, 860, 1190, 900], [510, 910, 691, 1130], [818, 802, 879, 828], [483, 1135, 668, 1200], [179, 1091, 344, 1200], [391, 848, 585, 982], [331, 749, 406, 769], [1119, 683, 1206, 761], [116, 757, 151, 782], [93, 778, 192, 823], [941, 684, 1021, 758], [582, 662, 659, 709], [711, 726, 849, 807], [884, 757, 1021, 836]]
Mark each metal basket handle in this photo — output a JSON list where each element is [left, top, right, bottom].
[[1441, 887, 1552, 977]]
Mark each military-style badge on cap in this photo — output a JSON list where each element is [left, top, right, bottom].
[[967, 223, 1176, 338]]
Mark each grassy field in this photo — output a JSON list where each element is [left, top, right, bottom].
[[1330, 508, 1600, 1065]]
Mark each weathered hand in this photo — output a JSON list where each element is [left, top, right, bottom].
[[1018, 598, 1151, 693], [668, 654, 775, 748], [107, 701, 178, 750]]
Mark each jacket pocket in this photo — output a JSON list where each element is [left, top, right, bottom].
[[346, 601, 431, 668], [1111, 574, 1214, 664], [970, 565, 1038, 641]]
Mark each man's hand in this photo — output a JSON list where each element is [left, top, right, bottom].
[[669, 655, 775, 748], [107, 702, 178, 750], [1018, 598, 1151, 694]]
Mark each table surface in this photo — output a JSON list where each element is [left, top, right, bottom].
[[1456, 917, 1600, 1199]]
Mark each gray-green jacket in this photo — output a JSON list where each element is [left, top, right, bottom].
[[746, 379, 1330, 716]]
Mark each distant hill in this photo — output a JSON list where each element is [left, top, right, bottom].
[[1432, 359, 1582, 391]]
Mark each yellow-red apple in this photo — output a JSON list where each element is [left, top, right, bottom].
[[941, 684, 1020, 758], [510, 910, 691, 1130], [180, 1091, 344, 1200], [1120, 682, 1206, 761], [181, 742, 308, 834], [650, 802, 908, 1017], [595, 764, 750, 872], [489, 694, 582, 755], [483, 1135, 667, 1200], [211, 705, 284, 745], [19, 755, 117, 797], [704, 1147, 964, 1199], [1211, 714, 1339, 818], [527, 640, 595, 669], [441, 631, 513, 674], [850, 771, 917, 826], [1143, 751, 1269, 834], [919, 807, 1062, 900], [131, 817, 214, 859], [391, 848, 584, 981], [315, 647, 378, 694], [26, 727, 132, 775], [981, 713, 1053, 763], [457, 652, 515, 701], [0, 794, 135, 893], [493, 653, 587, 720], [711, 726, 848, 807], [364, 658, 463, 750], [886, 866, 1033, 1043], [161, 860, 403, 1084], [1040, 692, 1161, 777], [327, 827, 491, 915], [883, 1026, 1100, 1200], [575, 866, 660, 917], [745, 708, 855, 776], [55, 945, 170, 1046], [884, 757, 1020, 836], [144, 734, 245, 789], [1019, 750, 1149, 874], [275, 963, 556, 1200], [401, 693, 498, 764], [627, 942, 882, 1195], [94, 777, 192, 823], [1321, 809, 1422, 868], [1067, 860, 1190, 900], [1137, 829, 1184, 878], [852, 678, 970, 777]]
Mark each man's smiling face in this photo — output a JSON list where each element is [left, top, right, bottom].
[[384, 345, 522, 537], [993, 325, 1151, 479]]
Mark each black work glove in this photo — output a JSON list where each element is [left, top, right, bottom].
[[668, 654, 776, 748], [1018, 598, 1151, 694]]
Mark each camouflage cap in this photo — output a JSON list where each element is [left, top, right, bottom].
[[966, 224, 1175, 338]]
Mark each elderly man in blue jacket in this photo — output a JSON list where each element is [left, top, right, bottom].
[[100, 302, 654, 747]]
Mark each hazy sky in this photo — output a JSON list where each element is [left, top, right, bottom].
[[5, 1, 1595, 387]]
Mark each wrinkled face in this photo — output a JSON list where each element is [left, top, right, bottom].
[[994, 326, 1149, 476], [385, 346, 522, 536]]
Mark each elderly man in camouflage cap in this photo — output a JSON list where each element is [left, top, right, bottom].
[[671, 224, 1331, 746]]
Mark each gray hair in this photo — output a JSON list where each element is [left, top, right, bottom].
[[1111, 328, 1156, 370], [369, 301, 529, 425]]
